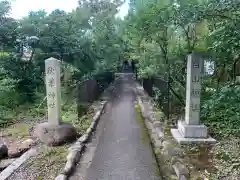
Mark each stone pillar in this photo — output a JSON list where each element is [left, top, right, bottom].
[[171, 53, 216, 144], [34, 57, 77, 146], [185, 54, 202, 125], [45, 57, 61, 125]]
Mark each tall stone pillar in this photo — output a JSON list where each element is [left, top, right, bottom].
[[171, 53, 216, 144], [34, 57, 77, 146], [45, 57, 61, 125]]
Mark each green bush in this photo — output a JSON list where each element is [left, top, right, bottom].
[[201, 84, 240, 138], [3, 56, 43, 103]]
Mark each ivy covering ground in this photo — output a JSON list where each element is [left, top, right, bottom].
[[202, 85, 240, 138]]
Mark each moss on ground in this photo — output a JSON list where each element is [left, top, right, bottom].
[[135, 104, 161, 177], [135, 104, 151, 145], [155, 110, 165, 122]]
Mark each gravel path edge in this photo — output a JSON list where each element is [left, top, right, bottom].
[[0, 147, 39, 180]]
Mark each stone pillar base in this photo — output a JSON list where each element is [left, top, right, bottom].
[[171, 121, 216, 144], [178, 121, 208, 138], [34, 122, 78, 146]]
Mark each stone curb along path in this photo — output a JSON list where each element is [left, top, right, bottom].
[[0, 148, 39, 180], [54, 80, 116, 180], [55, 101, 107, 180], [134, 83, 202, 180]]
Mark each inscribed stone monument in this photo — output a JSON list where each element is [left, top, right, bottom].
[[45, 57, 61, 125], [171, 53, 216, 144], [34, 57, 77, 146]]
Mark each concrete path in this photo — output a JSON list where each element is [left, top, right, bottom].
[[73, 75, 161, 180]]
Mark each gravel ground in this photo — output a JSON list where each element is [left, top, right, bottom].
[[206, 138, 240, 180], [185, 138, 240, 180], [7, 145, 68, 180]]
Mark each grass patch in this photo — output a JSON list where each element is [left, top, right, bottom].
[[62, 98, 92, 134], [0, 91, 47, 128], [156, 111, 165, 122], [1, 102, 46, 138], [0, 104, 46, 128], [6, 123, 33, 138], [40, 145, 68, 162], [15, 102, 46, 120]]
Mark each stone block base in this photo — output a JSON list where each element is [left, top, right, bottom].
[[34, 122, 78, 146], [171, 129, 216, 145], [178, 121, 208, 138]]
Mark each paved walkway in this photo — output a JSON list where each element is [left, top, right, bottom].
[[75, 75, 161, 180]]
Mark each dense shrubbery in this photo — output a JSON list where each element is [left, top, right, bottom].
[[202, 85, 240, 138]]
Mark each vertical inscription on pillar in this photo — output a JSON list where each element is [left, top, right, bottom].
[[185, 54, 203, 125], [45, 57, 61, 125], [191, 89, 201, 97], [192, 76, 201, 83]]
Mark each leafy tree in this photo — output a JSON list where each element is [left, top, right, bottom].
[[0, 0, 125, 125], [125, 0, 240, 136]]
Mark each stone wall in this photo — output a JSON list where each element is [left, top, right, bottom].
[[134, 82, 203, 180], [76, 76, 115, 118], [76, 80, 99, 104], [140, 78, 168, 114]]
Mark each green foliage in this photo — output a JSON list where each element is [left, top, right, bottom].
[[125, 0, 240, 140], [0, 0, 125, 126], [0, 0, 239, 143], [201, 85, 240, 138]]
